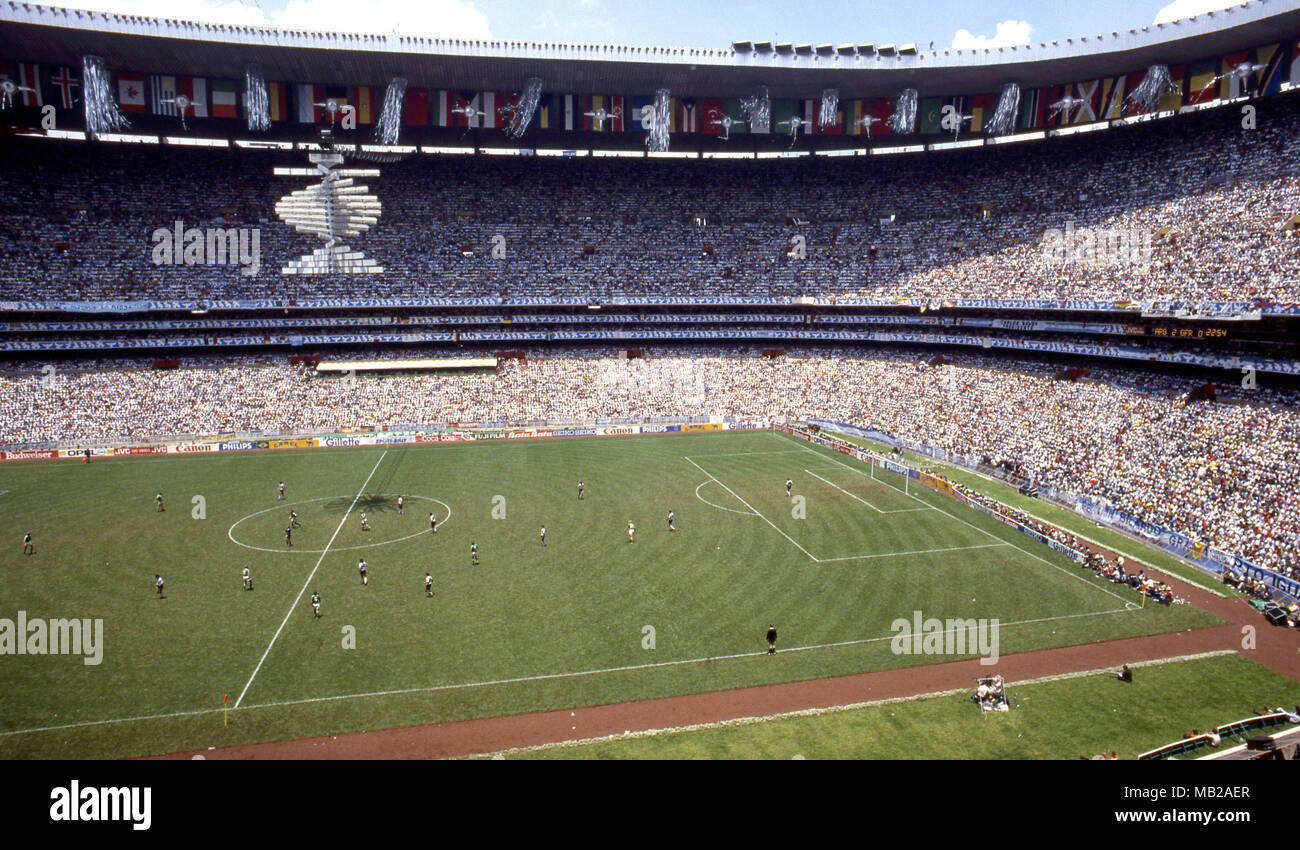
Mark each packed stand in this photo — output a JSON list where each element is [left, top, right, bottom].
[[1, 95, 1299, 303], [0, 345, 1296, 574]]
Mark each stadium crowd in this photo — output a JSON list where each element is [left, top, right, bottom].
[[1, 94, 1299, 303], [0, 346, 1296, 575]]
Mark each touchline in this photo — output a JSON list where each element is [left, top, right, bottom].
[[50, 781, 150, 831], [0, 611, 103, 666]]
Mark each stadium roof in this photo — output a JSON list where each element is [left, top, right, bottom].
[[1, 1, 1298, 98]]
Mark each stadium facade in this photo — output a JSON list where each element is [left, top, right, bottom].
[[0, 3, 1297, 593]]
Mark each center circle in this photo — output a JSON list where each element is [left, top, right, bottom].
[[227, 494, 452, 554]]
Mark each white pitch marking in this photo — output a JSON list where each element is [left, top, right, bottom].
[[810, 448, 1138, 607], [0, 608, 1149, 743], [686, 449, 819, 458], [684, 455, 819, 561], [804, 467, 885, 513], [233, 450, 388, 708], [227, 494, 451, 554], [693, 480, 758, 516], [776, 429, 1224, 598], [815, 542, 1012, 562], [0, 605, 1142, 739], [803, 468, 932, 513]]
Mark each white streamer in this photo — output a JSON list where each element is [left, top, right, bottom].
[[375, 77, 407, 145], [890, 88, 917, 134], [82, 55, 129, 139]]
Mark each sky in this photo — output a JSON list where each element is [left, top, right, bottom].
[[45, 0, 1274, 47]]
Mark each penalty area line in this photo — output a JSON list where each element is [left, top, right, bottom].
[[683, 455, 819, 562], [809, 449, 1137, 607]]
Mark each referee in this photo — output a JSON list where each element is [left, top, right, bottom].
[[767, 623, 777, 655]]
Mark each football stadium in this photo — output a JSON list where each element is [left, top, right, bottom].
[[1, 0, 1299, 776]]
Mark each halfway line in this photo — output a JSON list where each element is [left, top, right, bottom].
[[233, 449, 388, 708]]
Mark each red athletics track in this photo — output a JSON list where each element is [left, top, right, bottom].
[[152, 539, 1300, 759]]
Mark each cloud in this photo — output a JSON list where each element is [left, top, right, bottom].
[[951, 19, 1032, 50], [58, 0, 492, 39], [1153, 0, 1232, 24]]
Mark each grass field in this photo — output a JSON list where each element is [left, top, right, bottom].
[[825, 429, 1236, 597], [0, 429, 1222, 758], [516, 653, 1300, 760]]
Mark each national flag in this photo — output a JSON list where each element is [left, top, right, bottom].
[[867, 98, 893, 135], [460, 91, 486, 128], [348, 86, 374, 124], [1099, 75, 1127, 119], [323, 85, 349, 121], [608, 95, 625, 132], [770, 98, 796, 135], [1072, 79, 1100, 123], [295, 84, 322, 122], [1256, 43, 1284, 96], [843, 99, 863, 134], [435, 91, 470, 127], [1040, 86, 1065, 127], [534, 93, 573, 130], [579, 95, 603, 130], [441, 91, 493, 128], [534, 93, 556, 129], [797, 98, 816, 133], [1187, 59, 1217, 105], [184, 77, 208, 117], [1219, 50, 1250, 99], [475, 92, 503, 129], [969, 92, 996, 132], [919, 96, 944, 134], [1123, 71, 1149, 115], [719, 98, 749, 134], [627, 95, 654, 132], [405, 87, 429, 125], [117, 72, 146, 113], [3, 62, 44, 107], [149, 75, 177, 115], [697, 97, 726, 134], [211, 79, 238, 118], [557, 94, 576, 130], [1018, 87, 1043, 129], [944, 94, 973, 132], [677, 97, 699, 132], [266, 82, 288, 122], [1158, 65, 1185, 112], [148, 76, 208, 118]]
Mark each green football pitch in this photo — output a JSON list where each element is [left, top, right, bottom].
[[0, 429, 1221, 758]]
